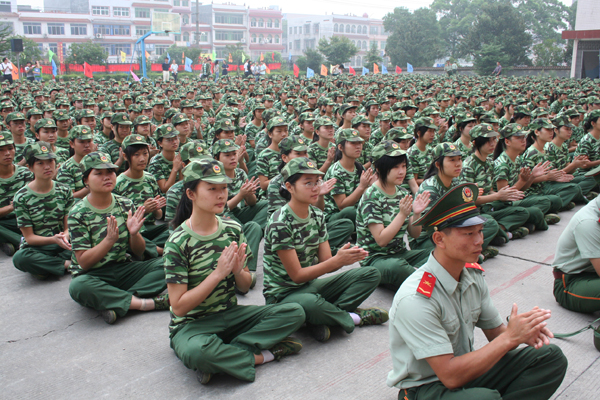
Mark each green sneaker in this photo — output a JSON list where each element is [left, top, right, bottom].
[[523, 223, 536, 233], [153, 293, 169, 310], [480, 246, 499, 262], [101, 309, 117, 324], [510, 227, 529, 240], [308, 324, 330, 342], [356, 307, 389, 327], [561, 202, 576, 211], [0, 242, 15, 257], [269, 336, 303, 361], [196, 370, 212, 385], [545, 213, 561, 225], [587, 191, 598, 200]]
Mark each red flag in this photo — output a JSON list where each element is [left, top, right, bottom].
[[373, 63, 380, 74], [83, 62, 93, 78], [293, 63, 299, 78], [349, 66, 356, 75], [395, 66, 402, 74], [271, 52, 275, 61]]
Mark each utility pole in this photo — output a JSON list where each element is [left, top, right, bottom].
[[196, 0, 200, 47]]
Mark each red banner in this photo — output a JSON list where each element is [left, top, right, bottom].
[[395, 66, 402, 74], [293, 64, 299, 78], [57, 42, 64, 64]]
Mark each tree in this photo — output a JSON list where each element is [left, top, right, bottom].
[[66, 41, 107, 65], [303, 48, 324, 72], [473, 42, 510, 75], [4, 36, 42, 65], [383, 7, 444, 68], [431, 0, 487, 59], [0, 23, 13, 57], [264, 52, 282, 63], [364, 44, 382, 69], [462, 2, 532, 72], [224, 43, 249, 65], [511, 0, 570, 43], [164, 45, 202, 66], [532, 40, 567, 67], [317, 36, 358, 66]]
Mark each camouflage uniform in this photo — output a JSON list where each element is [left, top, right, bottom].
[[307, 141, 335, 170], [148, 153, 181, 192], [256, 147, 280, 180], [56, 157, 85, 194], [165, 216, 305, 382], [407, 145, 433, 181], [0, 166, 33, 248], [14, 138, 35, 164], [227, 167, 269, 230], [98, 140, 126, 174], [323, 161, 360, 223]]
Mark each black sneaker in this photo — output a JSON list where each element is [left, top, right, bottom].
[[308, 324, 331, 342], [0, 243, 15, 257], [523, 223, 536, 233], [490, 235, 507, 246]]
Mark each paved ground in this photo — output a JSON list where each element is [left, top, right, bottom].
[[1, 205, 599, 400]]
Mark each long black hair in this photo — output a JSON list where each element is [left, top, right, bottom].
[[279, 173, 302, 202], [171, 179, 201, 229], [423, 156, 445, 180], [452, 121, 472, 141], [493, 137, 509, 160], [584, 114, 600, 132]]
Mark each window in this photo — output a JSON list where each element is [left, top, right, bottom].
[[357, 25, 361, 34], [114, 7, 129, 17], [275, 35, 280, 44], [313, 23, 319, 34], [259, 34, 263, 43], [351, 25, 356, 33], [0, 1, 10, 12], [182, 15, 189, 24], [294, 40, 301, 50], [252, 33, 257, 43], [267, 34, 272, 43], [294, 27, 297, 34], [183, 32, 189, 41], [252, 18, 257, 27], [357, 56, 362, 67], [345, 24, 350, 33], [174, 34, 181, 41], [215, 13, 243, 25], [136, 26, 150, 36], [48, 43, 67, 55], [135, 8, 150, 18], [155, 45, 169, 55], [304, 39, 316, 50], [352, 40, 355, 46], [362, 40, 367, 50], [102, 44, 131, 56], [47, 23, 65, 35], [23, 22, 42, 35], [0, 21, 13, 34], [258, 18, 264, 27], [304, 24, 310, 35], [174, 0, 188, 5], [370, 26, 378, 35], [92, 6, 109, 16], [334, 23, 338, 33], [113, 25, 130, 35], [93, 25, 131, 36], [71, 24, 87, 36], [363, 25, 367, 34], [370, 41, 378, 49], [274, 19, 279, 28], [267, 19, 273, 28], [339, 24, 343, 32], [380, 41, 386, 50], [289, 42, 292, 51], [193, 32, 208, 43], [215, 30, 244, 41]]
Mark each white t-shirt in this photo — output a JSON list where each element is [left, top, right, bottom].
[[1, 62, 12, 75], [259, 64, 267, 75], [170, 63, 178, 74]]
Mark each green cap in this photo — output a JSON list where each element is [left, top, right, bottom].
[[5, 111, 26, 123], [24, 141, 56, 161], [371, 140, 406, 162], [413, 183, 484, 230], [529, 118, 555, 131], [134, 115, 151, 126], [34, 118, 57, 132], [421, 106, 440, 117], [314, 117, 335, 130], [0, 131, 14, 146], [212, 138, 240, 157], [180, 140, 210, 162], [469, 123, 498, 140], [386, 127, 413, 141], [183, 158, 232, 184], [414, 117, 437, 131], [378, 111, 392, 121], [68, 125, 94, 141], [433, 142, 462, 159], [531, 107, 549, 119], [499, 123, 527, 139], [299, 112, 316, 123], [121, 134, 149, 149], [391, 110, 411, 121], [100, 111, 114, 120], [77, 109, 96, 120], [281, 157, 324, 182], [26, 108, 43, 118], [215, 119, 235, 133], [552, 115, 575, 129], [279, 135, 309, 153], [514, 105, 531, 116], [455, 111, 476, 125], [339, 103, 357, 116], [336, 128, 364, 145], [479, 112, 499, 124], [53, 110, 70, 121], [172, 113, 190, 125], [351, 115, 372, 126], [267, 116, 288, 131], [584, 110, 600, 126], [155, 123, 178, 139], [80, 151, 118, 172], [111, 112, 133, 125]]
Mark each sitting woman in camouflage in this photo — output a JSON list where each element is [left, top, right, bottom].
[[68, 152, 169, 325], [263, 157, 386, 343], [56, 126, 95, 200], [164, 158, 305, 385]]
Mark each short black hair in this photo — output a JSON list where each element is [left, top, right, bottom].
[[123, 143, 149, 161], [374, 154, 407, 186]]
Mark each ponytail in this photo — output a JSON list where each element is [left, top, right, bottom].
[[171, 179, 200, 229]]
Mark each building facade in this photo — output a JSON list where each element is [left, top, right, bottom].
[[563, 0, 600, 79]]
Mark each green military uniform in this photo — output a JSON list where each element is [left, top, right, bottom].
[[553, 196, 600, 313], [407, 143, 433, 182], [53, 110, 71, 150], [12, 143, 73, 277], [263, 158, 382, 334], [388, 183, 567, 399], [56, 125, 95, 196], [573, 110, 600, 194]]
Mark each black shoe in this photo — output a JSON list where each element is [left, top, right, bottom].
[[490, 236, 507, 246], [0, 242, 15, 257]]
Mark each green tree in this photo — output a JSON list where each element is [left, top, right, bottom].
[[364, 44, 382, 70], [532, 39, 567, 66], [563, 0, 577, 64], [473, 42, 510, 75], [0, 24, 14, 56], [511, 0, 570, 43], [431, 0, 487, 58], [66, 41, 108, 65], [317, 36, 358, 66], [383, 7, 444, 68], [4, 36, 42, 65], [264, 52, 282, 63], [295, 56, 307, 72], [164, 45, 202, 66], [224, 43, 249, 65], [303, 48, 324, 72], [463, 1, 532, 71]]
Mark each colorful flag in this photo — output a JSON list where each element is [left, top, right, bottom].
[[11, 63, 18, 81], [131, 70, 140, 82], [120, 51, 126, 63], [184, 57, 193, 72], [271, 52, 275, 61], [395, 66, 402, 74], [407, 63, 413, 73], [320, 64, 328, 76], [362, 67, 369, 75], [306, 67, 314, 78], [349, 66, 356, 75], [293, 63, 299, 78], [241, 53, 246, 63], [145, 51, 150, 60], [83, 62, 93, 78], [382, 64, 388, 74], [182, 52, 185, 64], [166, 53, 171, 63], [48, 50, 55, 63], [260, 53, 264, 62], [266, 66, 271, 74], [51, 59, 58, 77], [288, 53, 292, 61], [212, 50, 216, 61], [373, 63, 380, 74]]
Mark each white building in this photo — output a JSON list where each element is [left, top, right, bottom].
[[563, 0, 600, 79]]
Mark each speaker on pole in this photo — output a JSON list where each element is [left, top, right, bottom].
[[10, 39, 23, 53]]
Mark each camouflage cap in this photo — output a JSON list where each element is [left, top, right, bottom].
[[267, 116, 288, 131], [371, 140, 406, 163], [378, 111, 392, 121], [0, 131, 14, 146], [392, 110, 411, 121], [336, 128, 364, 145], [180, 140, 210, 162], [433, 142, 462, 159], [80, 151, 118, 172], [134, 115, 151, 126], [24, 141, 56, 161], [479, 112, 499, 124], [414, 117, 437, 131], [68, 125, 94, 141], [364, 99, 379, 108], [281, 157, 324, 182], [183, 158, 232, 184], [339, 103, 357, 116], [299, 112, 316, 124], [386, 127, 413, 141], [34, 118, 57, 132], [279, 135, 309, 153], [584, 109, 600, 125], [421, 106, 440, 117], [529, 118, 555, 131], [531, 108, 549, 119], [215, 119, 236, 132], [252, 103, 266, 113], [552, 115, 575, 129], [121, 134, 149, 149], [77, 109, 96, 120], [164, 108, 179, 120], [587, 96, 600, 105], [351, 115, 372, 126], [455, 111, 476, 125], [499, 123, 527, 139], [0, 102, 14, 110], [180, 99, 195, 108], [155, 123, 178, 139], [100, 111, 114, 120], [470, 123, 499, 140], [26, 108, 43, 118], [172, 112, 190, 125], [53, 110, 71, 121], [212, 139, 240, 157], [514, 105, 531, 116], [152, 98, 167, 107], [314, 116, 335, 130], [111, 112, 132, 126], [5, 111, 26, 123]]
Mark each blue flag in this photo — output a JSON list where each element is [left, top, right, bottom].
[[184, 57, 193, 72], [407, 63, 413, 73], [167, 53, 171, 63], [362, 67, 369, 75], [288, 53, 292, 61], [382, 64, 388, 74], [306, 67, 314, 78], [51, 59, 57, 76]]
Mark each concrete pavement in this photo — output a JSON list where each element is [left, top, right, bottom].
[[1, 205, 599, 400]]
